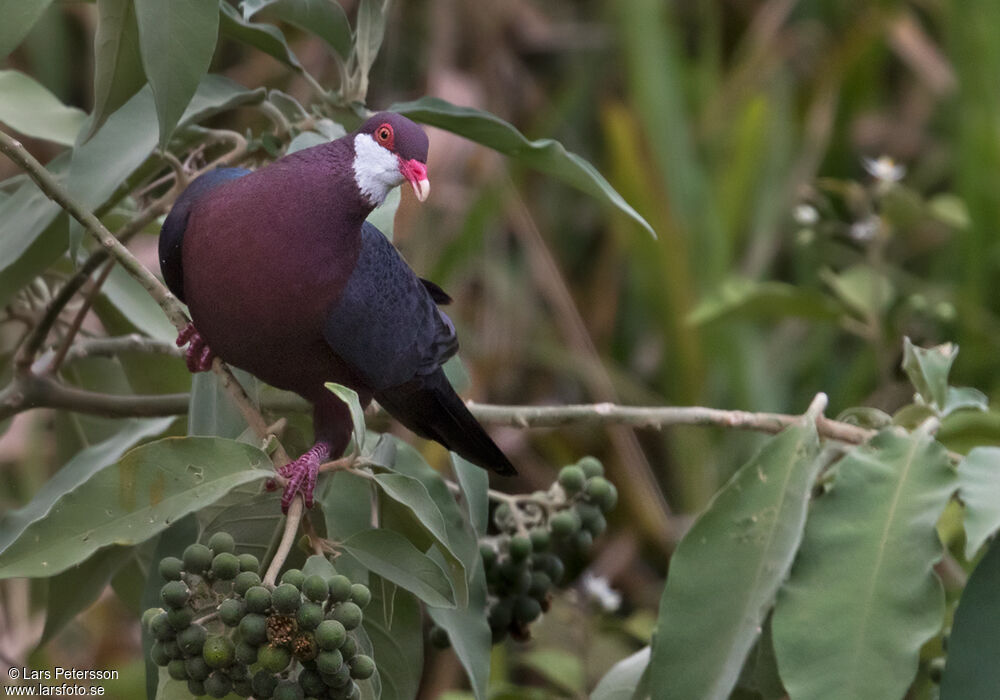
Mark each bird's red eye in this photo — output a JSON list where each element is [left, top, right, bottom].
[[375, 124, 394, 147]]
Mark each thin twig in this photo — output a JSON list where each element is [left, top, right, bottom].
[[46, 261, 114, 374]]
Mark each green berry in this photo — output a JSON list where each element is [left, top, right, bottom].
[[273, 679, 304, 700], [585, 476, 612, 502], [167, 658, 188, 681], [323, 662, 352, 688], [332, 602, 363, 630], [163, 639, 183, 659], [340, 636, 357, 659], [528, 572, 552, 600], [245, 585, 272, 614], [529, 528, 550, 552], [235, 640, 258, 665], [480, 544, 498, 567], [316, 649, 344, 675], [494, 502, 513, 530], [327, 574, 352, 602], [218, 597, 245, 627], [577, 456, 604, 478], [233, 679, 253, 697], [578, 503, 607, 536], [201, 635, 234, 668], [159, 556, 184, 581], [297, 601, 324, 630], [258, 644, 292, 672], [514, 596, 542, 624], [177, 623, 207, 655], [141, 607, 161, 632], [184, 655, 210, 681], [160, 580, 189, 609], [316, 620, 347, 650], [239, 612, 268, 645], [272, 583, 302, 614], [429, 626, 451, 649], [575, 529, 594, 551], [183, 543, 213, 574], [166, 605, 193, 630], [509, 535, 532, 562], [207, 531, 235, 554], [558, 465, 586, 494], [550, 511, 580, 538], [540, 554, 565, 584], [350, 584, 371, 608], [301, 574, 329, 603], [228, 663, 248, 682], [280, 568, 305, 588], [598, 482, 618, 512], [186, 678, 206, 697], [252, 669, 278, 698], [238, 553, 260, 573], [210, 552, 240, 580], [150, 641, 171, 666], [298, 668, 326, 696], [349, 654, 375, 680], [488, 599, 513, 631], [203, 670, 232, 698], [233, 570, 261, 596]]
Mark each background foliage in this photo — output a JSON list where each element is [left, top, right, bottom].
[[3, 1, 1000, 699]]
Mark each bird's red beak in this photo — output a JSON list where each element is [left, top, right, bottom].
[[399, 158, 430, 202]]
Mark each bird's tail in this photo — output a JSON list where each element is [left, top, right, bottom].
[[374, 369, 517, 476]]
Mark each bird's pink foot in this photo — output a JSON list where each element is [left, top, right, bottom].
[[176, 322, 215, 372], [279, 441, 332, 512]]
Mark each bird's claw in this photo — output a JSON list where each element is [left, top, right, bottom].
[[176, 322, 215, 373], [279, 441, 332, 512]]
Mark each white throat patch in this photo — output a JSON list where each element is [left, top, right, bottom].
[[352, 133, 403, 207]]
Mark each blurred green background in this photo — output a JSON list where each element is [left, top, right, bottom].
[[2, 0, 998, 697]]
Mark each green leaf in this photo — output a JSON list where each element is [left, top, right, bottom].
[[189, 368, 260, 439], [302, 553, 337, 579], [326, 382, 367, 452], [940, 538, 1000, 699], [179, 74, 266, 125], [0, 418, 174, 554], [244, 0, 351, 58], [771, 427, 955, 700], [520, 648, 585, 696], [944, 386, 989, 416], [286, 130, 330, 154], [89, 0, 146, 139], [820, 264, 896, 319], [688, 278, 842, 326], [134, 0, 219, 147], [339, 528, 456, 608], [219, 3, 301, 70], [649, 417, 821, 700], [354, 0, 390, 86], [958, 447, 1000, 559], [363, 577, 423, 700], [391, 97, 656, 237], [101, 264, 177, 341], [268, 89, 307, 122], [902, 337, 958, 410], [590, 646, 651, 700], [0, 70, 86, 145], [451, 454, 489, 537], [0, 437, 272, 578], [0, 0, 55, 59], [199, 492, 284, 562]]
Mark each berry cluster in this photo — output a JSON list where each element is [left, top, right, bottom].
[[435, 456, 616, 645], [143, 531, 374, 700]]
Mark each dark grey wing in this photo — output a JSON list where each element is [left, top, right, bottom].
[[158, 168, 251, 302], [322, 222, 458, 391], [420, 278, 452, 305]]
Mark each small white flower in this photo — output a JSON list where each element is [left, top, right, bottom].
[[849, 215, 880, 242], [862, 155, 906, 184], [794, 204, 819, 226], [581, 572, 622, 612]]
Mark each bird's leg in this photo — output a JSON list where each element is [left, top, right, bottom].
[[278, 440, 332, 512], [176, 322, 216, 372]]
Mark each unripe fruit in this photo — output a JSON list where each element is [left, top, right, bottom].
[[272, 583, 302, 614], [218, 597, 245, 627], [280, 568, 305, 588], [182, 544, 213, 574], [494, 503, 513, 529], [549, 511, 580, 538], [480, 544, 498, 567], [324, 662, 352, 688], [514, 596, 542, 624], [528, 572, 552, 600], [168, 658, 188, 681], [201, 635, 235, 668], [235, 640, 258, 665], [228, 663, 248, 682], [163, 640, 183, 660], [349, 654, 375, 680], [529, 528, 550, 552], [558, 465, 586, 494], [316, 620, 347, 650], [177, 623, 207, 655], [585, 476, 612, 503], [160, 580, 189, 609], [257, 644, 292, 672], [186, 679, 205, 697], [350, 583, 372, 608], [150, 641, 171, 666], [203, 670, 232, 698], [245, 585, 272, 614], [297, 601, 324, 630], [301, 574, 328, 602], [298, 668, 326, 696], [166, 606, 193, 630], [233, 679, 253, 697], [539, 554, 565, 584], [184, 655, 210, 681], [252, 669, 278, 698], [273, 680, 304, 700], [509, 535, 532, 562], [141, 607, 161, 631], [332, 602, 363, 630], [158, 556, 183, 581], [488, 599, 513, 631], [239, 613, 269, 645], [233, 570, 261, 596], [207, 531, 235, 554], [429, 625, 451, 649], [316, 649, 344, 675], [575, 529, 594, 551], [210, 552, 240, 580], [577, 456, 604, 478], [340, 636, 357, 659], [238, 553, 260, 573], [328, 574, 352, 602], [599, 482, 618, 513]]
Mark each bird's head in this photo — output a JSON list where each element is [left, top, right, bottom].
[[352, 112, 430, 208]]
